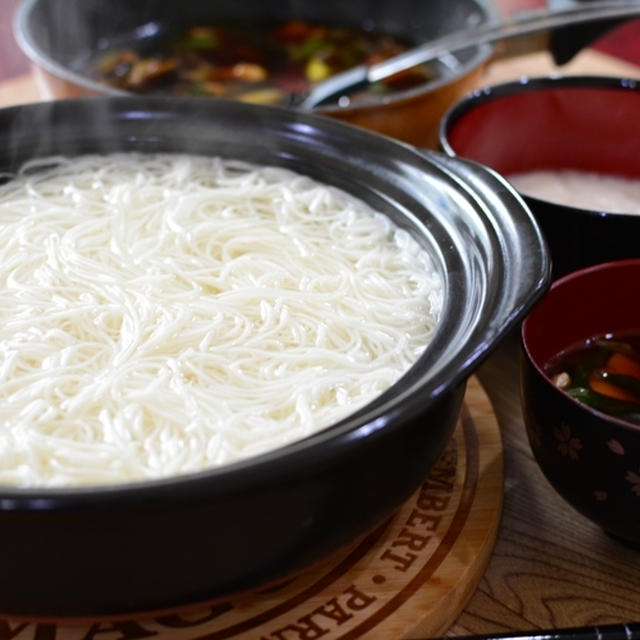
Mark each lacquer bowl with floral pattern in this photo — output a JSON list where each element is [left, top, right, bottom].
[[521, 258, 640, 547]]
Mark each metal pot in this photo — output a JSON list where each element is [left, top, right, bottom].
[[0, 96, 549, 618], [13, 0, 496, 148]]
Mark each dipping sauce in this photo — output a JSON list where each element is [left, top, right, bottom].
[[92, 19, 431, 104], [508, 169, 640, 214], [545, 332, 640, 425]]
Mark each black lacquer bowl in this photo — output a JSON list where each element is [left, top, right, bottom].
[[439, 75, 640, 279], [0, 97, 550, 618], [521, 259, 640, 548]]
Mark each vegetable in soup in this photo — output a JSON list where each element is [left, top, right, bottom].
[[93, 19, 431, 103], [545, 333, 640, 424]]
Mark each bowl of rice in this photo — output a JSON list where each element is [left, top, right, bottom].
[[439, 75, 640, 279], [0, 96, 549, 617]]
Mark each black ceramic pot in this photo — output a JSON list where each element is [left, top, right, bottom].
[[0, 96, 549, 618], [439, 75, 640, 279], [14, 0, 496, 147]]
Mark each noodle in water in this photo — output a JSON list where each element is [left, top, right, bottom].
[[0, 153, 442, 487]]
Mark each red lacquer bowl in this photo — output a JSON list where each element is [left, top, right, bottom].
[[440, 76, 640, 279], [521, 258, 640, 547]]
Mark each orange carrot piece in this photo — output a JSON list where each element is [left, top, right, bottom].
[[603, 352, 640, 379], [589, 373, 640, 403]]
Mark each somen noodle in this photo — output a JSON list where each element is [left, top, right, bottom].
[[0, 153, 442, 487]]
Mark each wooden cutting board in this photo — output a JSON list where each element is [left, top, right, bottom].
[[1, 375, 502, 640]]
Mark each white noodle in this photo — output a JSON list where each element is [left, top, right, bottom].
[[0, 153, 442, 487]]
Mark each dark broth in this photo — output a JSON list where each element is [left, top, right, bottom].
[[91, 19, 431, 104], [545, 331, 640, 425]]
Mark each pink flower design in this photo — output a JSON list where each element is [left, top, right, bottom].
[[625, 469, 640, 497], [553, 422, 582, 461], [593, 490, 608, 502], [607, 439, 626, 456]]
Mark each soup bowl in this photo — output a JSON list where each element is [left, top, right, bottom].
[[0, 96, 549, 618], [439, 75, 640, 279], [521, 259, 640, 547], [14, 0, 496, 148]]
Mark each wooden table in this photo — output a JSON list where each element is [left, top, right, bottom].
[[1, 43, 640, 638]]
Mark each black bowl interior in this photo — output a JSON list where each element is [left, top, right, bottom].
[[0, 97, 549, 617], [14, 0, 496, 105]]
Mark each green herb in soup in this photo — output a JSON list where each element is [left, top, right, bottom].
[[545, 334, 640, 424], [94, 19, 431, 103]]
